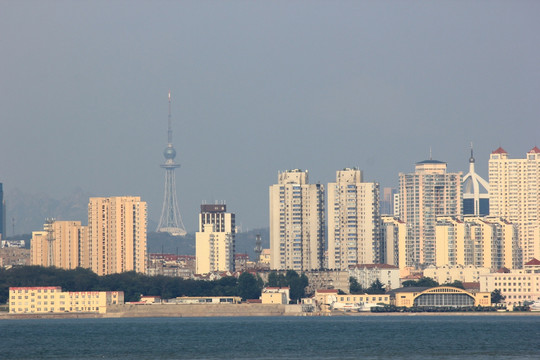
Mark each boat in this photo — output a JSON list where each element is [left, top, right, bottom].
[[529, 300, 540, 312]]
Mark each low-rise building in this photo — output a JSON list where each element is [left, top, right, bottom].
[[349, 264, 400, 290], [261, 287, 290, 304], [313, 289, 391, 312], [423, 264, 491, 284], [0, 247, 30, 268], [479, 258, 540, 306], [390, 286, 491, 308], [147, 254, 195, 278], [304, 270, 350, 294], [167, 296, 241, 304], [9, 286, 123, 314]]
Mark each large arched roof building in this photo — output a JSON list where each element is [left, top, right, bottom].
[[391, 286, 491, 308]]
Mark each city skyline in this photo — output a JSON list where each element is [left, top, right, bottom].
[[1, 2, 539, 233]]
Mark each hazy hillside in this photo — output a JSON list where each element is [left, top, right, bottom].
[[5, 187, 92, 235], [147, 228, 269, 260]]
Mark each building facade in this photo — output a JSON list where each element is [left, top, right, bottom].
[[31, 220, 85, 270], [488, 147, 540, 263], [380, 216, 412, 268], [349, 263, 400, 291], [269, 170, 325, 271], [86, 196, 147, 275], [195, 204, 235, 274], [480, 258, 540, 306], [327, 168, 381, 269], [423, 264, 491, 284], [435, 216, 520, 270], [391, 286, 491, 308], [398, 159, 462, 266], [9, 286, 123, 314]]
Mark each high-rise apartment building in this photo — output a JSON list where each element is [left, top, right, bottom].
[[86, 196, 147, 275], [31, 220, 86, 269], [435, 216, 520, 270], [195, 204, 235, 274], [269, 169, 325, 271], [380, 187, 397, 216], [489, 147, 540, 263], [380, 216, 412, 268], [398, 159, 462, 266], [327, 168, 380, 269]]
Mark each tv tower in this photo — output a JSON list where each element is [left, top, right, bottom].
[[156, 91, 187, 236]]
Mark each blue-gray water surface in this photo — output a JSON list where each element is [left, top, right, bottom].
[[1, 315, 539, 359]]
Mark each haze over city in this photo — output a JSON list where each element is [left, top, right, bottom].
[[1, 1, 539, 234]]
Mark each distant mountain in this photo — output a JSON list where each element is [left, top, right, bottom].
[[5, 187, 92, 235]]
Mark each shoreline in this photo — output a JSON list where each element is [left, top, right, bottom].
[[1, 305, 540, 320]]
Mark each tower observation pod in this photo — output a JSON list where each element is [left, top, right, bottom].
[[156, 91, 187, 236]]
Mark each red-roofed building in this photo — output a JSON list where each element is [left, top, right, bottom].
[[492, 147, 507, 154], [528, 146, 540, 154]]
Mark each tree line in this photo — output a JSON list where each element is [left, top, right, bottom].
[[0, 266, 310, 304]]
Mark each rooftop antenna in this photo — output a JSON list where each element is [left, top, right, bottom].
[[254, 234, 263, 262], [45, 218, 55, 266]]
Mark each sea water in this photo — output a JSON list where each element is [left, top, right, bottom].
[[1, 315, 539, 359]]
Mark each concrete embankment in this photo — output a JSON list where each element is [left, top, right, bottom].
[[103, 303, 303, 318]]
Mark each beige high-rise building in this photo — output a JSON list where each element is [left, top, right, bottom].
[[489, 146, 540, 263], [195, 204, 235, 274], [327, 168, 380, 269], [86, 196, 147, 275], [398, 159, 462, 266], [435, 216, 520, 270], [269, 169, 325, 271], [30, 231, 48, 267], [380, 216, 411, 268], [31, 221, 85, 270]]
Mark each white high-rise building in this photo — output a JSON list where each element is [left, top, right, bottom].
[[269, 169, 325, 271], [399, 159, 462, 266], [195, 204, 235, 274], [327, 168, 380, 269], [489, 146, 540, 263]]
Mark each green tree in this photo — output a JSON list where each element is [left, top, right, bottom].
[[442, 280, 464, 289], [289, 273, 309, 302], [491, 289, 505, 304], [366, 279, 385, 294], [403, 277, 439, 288], [349, 277, 364, 294], [237, 272, 261, 300]]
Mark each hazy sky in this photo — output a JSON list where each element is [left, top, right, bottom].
[[1, 1, 539, 233]]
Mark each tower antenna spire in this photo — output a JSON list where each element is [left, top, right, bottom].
[[168, 90, 172, 144], [157, 91, 187, 237]]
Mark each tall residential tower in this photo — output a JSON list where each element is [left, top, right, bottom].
[[327, 168, 380, 269], [398, 159, 462, 266], [269, 170, 325, 271], [87, 196, 147, 275], [195, 204, 235, 274], [489, 146, 540, 263]]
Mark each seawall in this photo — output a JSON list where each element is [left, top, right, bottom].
[[103, 303, 303, 318]]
